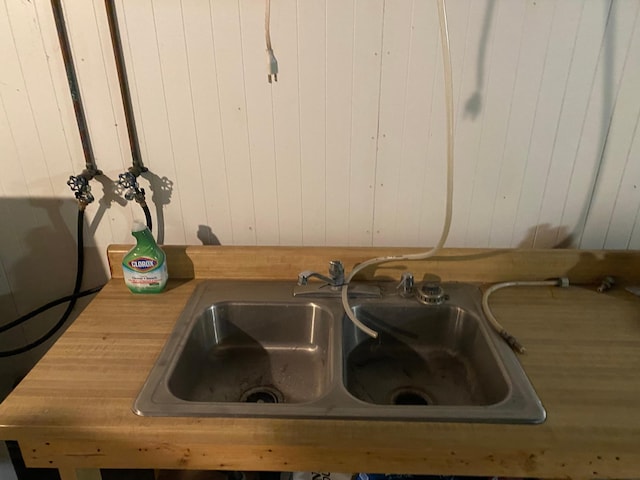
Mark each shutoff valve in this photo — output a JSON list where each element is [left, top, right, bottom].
[[67, 174, 94, 206]]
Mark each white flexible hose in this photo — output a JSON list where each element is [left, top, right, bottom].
[[265, 0, 272, 50], [482, 279, 568, 354], [341, 0, 455, 338]]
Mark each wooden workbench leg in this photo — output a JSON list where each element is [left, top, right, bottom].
[[58, 467, 102, 480]]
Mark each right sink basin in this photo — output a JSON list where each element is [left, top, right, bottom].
[[343, 302, 509, 407], [342, 282, 545, 423]]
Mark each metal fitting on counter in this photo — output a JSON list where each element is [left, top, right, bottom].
[[597, 276, 615, 293]]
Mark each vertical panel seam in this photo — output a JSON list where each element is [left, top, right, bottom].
[[323, 2, 327, 247], [208, 0, 235, 244], [269, 86, 281, 245], [530, 0, 586, 247], [417, 2, 443, 245], [575, 0, 637, 248], [600, 6, 640, 248], [295, 0, 304, 244], [563, 0, 613, 247], [390, 0, 415, 244], [149, 0, 187, 243], [508, 0, 557, 247], [4, 0, 56, 197], [462, 0, 499, 246], [605, 106, 640, 248], [324, 0, 328, 245], [453, 0, 472, 133], [487, 2, 527, 247], [91, 0, 128, 172], [369, 0, 387, 246], [347, 0, 357, 245], [235, 0, 258, 245], [86, 0, 120, 243], [269, 1, 281, 246], [180, 0, 212, 243]]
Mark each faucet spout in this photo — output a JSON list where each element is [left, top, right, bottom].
[[297, 271, 334, 286], [297, 260, 345, 287]]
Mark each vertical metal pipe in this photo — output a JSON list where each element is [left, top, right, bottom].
[[51, 0, 98, 174], [104, 0, 146, 175]]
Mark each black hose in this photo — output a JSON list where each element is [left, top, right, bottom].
[[0, 286, 102, 335], [0, 208, 96, 357], [142, 203, 152, 232]]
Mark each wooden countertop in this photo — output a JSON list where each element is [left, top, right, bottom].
[[1, 246, 640, 479]]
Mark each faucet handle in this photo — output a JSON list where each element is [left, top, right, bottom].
[[328, 260, 345, 285], [397, 272, 414, 297]]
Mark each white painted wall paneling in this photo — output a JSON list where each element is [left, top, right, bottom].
[[181, 0, 233, 245], [581, 2, 640, 249], [552, 0, 638, 248], [103, 0, 640, 250], [348, 0, 385, 246], [488, 0, 555, 247], [510, 0, 587, 247]]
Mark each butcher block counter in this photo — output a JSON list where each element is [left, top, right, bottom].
[[1, 246, 640, 480]]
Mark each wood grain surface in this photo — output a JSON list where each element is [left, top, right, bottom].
[[108, 245, 640, 283], [1, 247, 639, 479]]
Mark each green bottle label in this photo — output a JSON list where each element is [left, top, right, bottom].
[[122, 224, 168, 294]]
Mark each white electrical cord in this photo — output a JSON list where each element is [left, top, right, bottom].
[[265, 0, 278, 83], [341, 0, 455, 338], [482, 278, 569, 354]]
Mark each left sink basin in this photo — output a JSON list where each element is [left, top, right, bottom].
[[134, 280, 341, 417], [168, 302, 333, 404]]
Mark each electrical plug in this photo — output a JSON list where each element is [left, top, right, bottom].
[[267, 48, 278, 83]]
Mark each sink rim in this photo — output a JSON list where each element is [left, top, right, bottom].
[[133, 280, 546, 423]]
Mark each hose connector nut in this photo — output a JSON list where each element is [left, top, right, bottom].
[[597, 276, 615, 293]]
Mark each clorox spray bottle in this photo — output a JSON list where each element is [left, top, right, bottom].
[[122, 220, 168, 294]]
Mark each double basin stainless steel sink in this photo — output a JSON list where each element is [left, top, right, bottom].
[[134, 280, 545, 423]]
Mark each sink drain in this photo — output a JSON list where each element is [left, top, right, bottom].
[[389, 387, 432, 406], [240, 386, 284, 404]]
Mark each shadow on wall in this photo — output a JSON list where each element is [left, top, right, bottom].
[[0, 197, 108, 396], [88, 174, 128, 239], [464, 0, 495, 120], [573, 1, 617, 245], [197, 225, 221, 246], [516, 224, 574, 249], [141, 171, 174, 244]]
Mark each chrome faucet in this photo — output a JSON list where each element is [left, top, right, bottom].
[[297, 260, 345, 288], [397, 272, 415, 297], [294, 260, 380, 298]]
